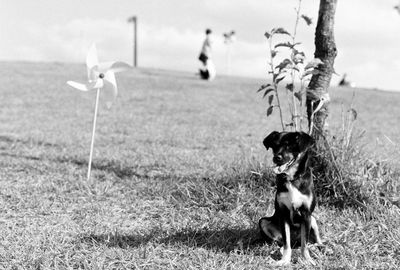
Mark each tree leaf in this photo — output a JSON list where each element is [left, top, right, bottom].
[[262, 88, 274, 98], [292, 49, 305, 64], [286, 83, 294, 92], [264, 31, 271, 39], [302, 69, 321, 78], [348, 108, 357, 120], [257, 83, 272, 92], [268, 94, 274, 105], [293, 66, 300, 72], [275, 59, 292, 71], [271, 50, 277, 58], [275, 75, 286, 84], [267, 106, 274, 116], [274, 42, 302, 49], [292, 42, 302, 47], [301, 15, 313, 26], [274, 42, 292, 49], [305, 58, 323, 70], [272, 27, 291, 36], [293, 49, 305, 57], [294, 58, 304, 65]]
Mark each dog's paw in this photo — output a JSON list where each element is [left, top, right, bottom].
[[273, 247, 292, 266], [301, 249, 316, 266]]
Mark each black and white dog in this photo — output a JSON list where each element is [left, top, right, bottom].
[[259, 131, 322, 265]]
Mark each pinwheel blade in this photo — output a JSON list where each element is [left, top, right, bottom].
[[98, 61, 131, 73], [67, 80, 102, 91], [109, 61, 131, 73], [86, 44, 99, 81], [67, 81, 91, 91]]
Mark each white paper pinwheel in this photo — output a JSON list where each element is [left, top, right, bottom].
[[67, 44, 130, 180], [67, 44, 130, 108]]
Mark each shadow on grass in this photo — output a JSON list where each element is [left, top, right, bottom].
[[81, 227, 267, 254], [0, 135, 63, 149], [0, 149, 151, 180], [0, 134, 157, 180], [56, 156, 157, 180], [0, 152, 41, 161], [159, 227, 264, 253]]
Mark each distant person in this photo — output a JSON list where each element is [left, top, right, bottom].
[[338, 73, 355, 87], [395, 1, 400, 14], [198, 28, 216, 80]]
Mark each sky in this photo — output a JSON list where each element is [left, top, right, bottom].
[[1, 0, 400, 91]]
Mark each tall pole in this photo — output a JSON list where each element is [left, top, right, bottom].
[[134, 16, 137, 67], [128, 16, 137, 67]]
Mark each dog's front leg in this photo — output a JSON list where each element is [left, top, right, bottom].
[[310, 216, 322, 245], [301, 213, 315, 265], [275, 218, 291, 266]]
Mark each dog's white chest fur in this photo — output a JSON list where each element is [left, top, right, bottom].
[[277, 183, 312, 210]]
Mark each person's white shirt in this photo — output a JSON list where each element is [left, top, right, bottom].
[[201, 34, 212, 58]]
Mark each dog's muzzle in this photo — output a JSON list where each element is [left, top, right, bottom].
[[273, 158, 295, 174]]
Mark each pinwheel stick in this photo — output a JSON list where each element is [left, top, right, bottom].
[[87, 88, 101, 180]]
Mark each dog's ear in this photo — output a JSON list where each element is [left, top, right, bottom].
[[296, 132, 315, 151], [263, 131, 280, 150]]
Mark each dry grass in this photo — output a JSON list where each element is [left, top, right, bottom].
[[0, 62, 399, 269]]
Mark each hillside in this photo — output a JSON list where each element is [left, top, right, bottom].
[[0, 62, 399, 269]]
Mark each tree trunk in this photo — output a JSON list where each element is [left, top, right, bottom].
[[307, 0, 338, 140]]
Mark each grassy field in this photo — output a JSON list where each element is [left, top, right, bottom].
[[0, 61, 399, 269]]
